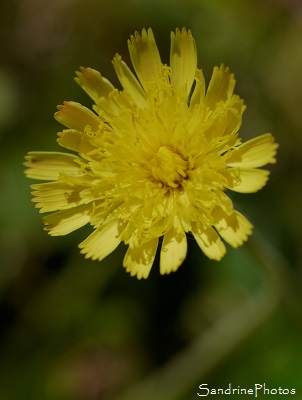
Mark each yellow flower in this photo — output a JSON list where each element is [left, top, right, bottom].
[[24, 28, 278, 279]]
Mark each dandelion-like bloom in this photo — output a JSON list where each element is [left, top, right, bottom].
[[24, 28, 278, 279]]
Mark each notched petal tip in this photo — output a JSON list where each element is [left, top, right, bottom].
[[42, 205, 91, 236], [160, 229, 187, 275], [79, 221, 121, 262], [24, 151, 80, 181], [127, 27, 162, 90], [170, 27, 197, 97], [227, 133, 278, 169], [112, 52, 147, 107], [129, 28, 153, 45], [123, 238, 158, 279], [75, 67, 115, 103], [172, 27, 192, 38], [227, 168, 271, 193], [54, 101, 100, 132], [205, 64, 236, 109], [214, 210, 253, 248], [192, 223, 226, 261]]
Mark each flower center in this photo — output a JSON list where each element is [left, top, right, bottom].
[[149, 146, 188, 188]]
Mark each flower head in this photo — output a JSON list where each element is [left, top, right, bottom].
[[24, 28, 278, 279]]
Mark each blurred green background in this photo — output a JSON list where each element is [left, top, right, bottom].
[[1, 0, 302, 399]]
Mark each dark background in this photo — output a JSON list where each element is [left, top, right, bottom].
[[1, 0, 302, 399]]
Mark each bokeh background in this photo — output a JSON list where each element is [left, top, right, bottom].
[[1, 0, 302, 399]]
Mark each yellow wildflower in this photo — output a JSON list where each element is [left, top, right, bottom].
[[24, 28, 278, 279]]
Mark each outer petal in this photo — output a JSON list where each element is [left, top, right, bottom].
[[57, 129, 96, 154], [112, 54, 147, 107], [75, 67, 115, 103], [55, 101, 100, 131], [190, 68, 206, 109], [227, 133, 278, 168], [214, 209, 253, 247], [224, 168, 271, 193], [123, 238, 158, 279], [205, 65, 236, 110], [128, 28, 162, 90], [170, 28, 197, 97], [75, 68, 122, 119], [79, 219, 121, 261], [160, 227, 187, 275], [191, 223, 226, 260], [24, 152, 81, 181], [31, 181, 85, 212], [43, 204, 91, 236], [201, 101, 244, 142]]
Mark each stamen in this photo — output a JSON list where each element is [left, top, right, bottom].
[[149, 146, 188, 187]]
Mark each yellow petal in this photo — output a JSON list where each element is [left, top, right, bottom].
[[225, 168, 270, 193], [123, 238, 158, 279], [202, 101, 244, 142], [170, 28, 197, 97], [191, 223, 226, 260], [92, 95, 122, 120], [43, 204, 91, 236], [31, 181, 84, 212], [24, 152, 81, 181], [160, 227, 187, 275], [79, 219, 121, 261], [57, 129, 95, 154], [75, 67, 115, 103], [127, 28, 162, 90], [205, 64, 236, 109], [112, 54, 147, 107], [227, 133, 278, 168], [214, 209, 253, 247], [55, 101, 100, 131], [190, 68, 206, 109]]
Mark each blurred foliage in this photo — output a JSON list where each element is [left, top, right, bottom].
[[1, 0, 302, 399]]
